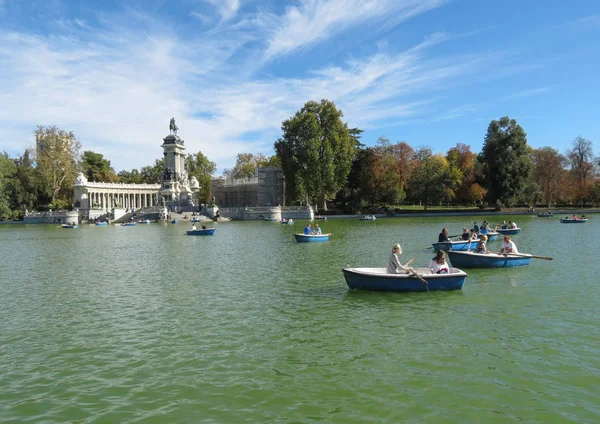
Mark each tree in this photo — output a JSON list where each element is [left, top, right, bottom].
[[0, 153, 17, 220], [406, 147, 448, 210], [81, 151, 118, 182], [275, 99, 356, 210], [223, 153, 273, 179], [446, 143, 476, 204], [567, 136, 595, 205], [11, 149, 39, 217], [478, 117, 532, 207], [117, 169, 142, 184], [34, 125, 81, 206], [368, 137, 408, 205], [140, 159, 164, 184], [532, 147, 567, 207], [185, 152, 216, 203]]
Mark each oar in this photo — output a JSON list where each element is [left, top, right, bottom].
[[505, 252, 553, 261], [409, 267, 429, 288]]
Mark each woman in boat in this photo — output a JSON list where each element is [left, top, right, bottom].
[[192, 224, 197, 231], [438, 228, 450, 242], [429, 250, 449, 274], [508, 220, 517, 229], [469, 229, 478, 240], [500, 235, 518, 254], [460, 228, 470, 240], [474, 235, 488, 254], [387, 243, 411, 274], [582, 214, 587, 219]]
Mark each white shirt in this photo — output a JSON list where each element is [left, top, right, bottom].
[[501, 240, 518, 253], [429, 259, 449, 274]]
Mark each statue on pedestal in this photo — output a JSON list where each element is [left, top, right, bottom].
[[169, 117, 179, 135]]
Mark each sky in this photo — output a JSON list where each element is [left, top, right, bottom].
[[0, 0, 599, 173]]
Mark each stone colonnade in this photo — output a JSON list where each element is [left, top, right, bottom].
[[74, 181, 161, 212]]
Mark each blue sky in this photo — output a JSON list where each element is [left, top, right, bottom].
[[0, 0, 599, 173]]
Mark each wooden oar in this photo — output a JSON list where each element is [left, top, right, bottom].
[[505, 252, 553, 261]]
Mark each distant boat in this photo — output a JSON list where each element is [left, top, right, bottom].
[[496, 227, 521, 235], [359, 215, 376, 221], [191, 218, 201, 223], [432, 239, 478, 252], [447, 251, 532, 268], [138, 219, 151, 224], [280, 219, 294, 224], [61, 224, 77, 229], [314, 216, 327, 220], [294, 233, 330, 242], [537, 213, 554, 217], [477, 230, 499, 241], [342, 267, 467, 292], [95, 222, 108, 226], [171, 220, 178, 224], [186, 228, 215, 236], [122, 222, 136, 227], [560, 218, 588, 223]]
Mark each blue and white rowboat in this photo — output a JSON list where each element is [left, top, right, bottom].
[[122, 222, 136, 227], [95, 222, 108, 226], [359, 215, 376, 221], [478, 230, 499, 241], [294, 233, 330, 242], [186, 228, 215, 235], [432, 239, 479, 251], [342, 267, 467, 292], [496, 227, 521, 235], [446, 251, 532, 268], [61, 224, 78, 229], [560, 219, 588, 223]]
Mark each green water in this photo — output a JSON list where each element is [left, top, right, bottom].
[[1, 216, 599, 423]]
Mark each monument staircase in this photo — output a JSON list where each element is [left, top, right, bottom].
[[112, 207, 161, 224]]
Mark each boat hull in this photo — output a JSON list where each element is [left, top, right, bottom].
[[61, 225, 77, 229], [496, 228, 521, 235], [95, 222, 107, 226], [359, 217, 376, 221], [122, 223, 136, 227], [447, 251, 532, 268], [314, 216, 327, 220], [560, 219, 588, 223], [343, 267, 467, 292], [478, 230, 498, 241], [294, 233, 330, 242], [537, 214, 553, 218], [186, 229, 215, 236], [280, 220, 294, 225], [432, 240, 478, 251]]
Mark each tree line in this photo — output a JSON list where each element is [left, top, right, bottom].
[[1, 99, 598, 220]]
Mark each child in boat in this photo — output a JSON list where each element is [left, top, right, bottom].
[[429, 250, 449, 274], [474, 235, 488, 254]]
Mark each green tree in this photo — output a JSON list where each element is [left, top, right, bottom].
[[117, 169, 143, 184], [567, 136, 595, 206], [11, 149, 39, 217], [478, 117, 533, 207], [275, 99, 356, 210], [406, 147, 448, 210], [0, 153, 17, 220], [446, 143, 476, 204], [223, 153, 274, 179], [34, 125, 81, 206], [140, 159, 164, 184], [185, 152, 216, 203], [81, 151, 118, 182]]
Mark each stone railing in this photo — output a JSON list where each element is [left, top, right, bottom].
[[79, 182, 161, 189]]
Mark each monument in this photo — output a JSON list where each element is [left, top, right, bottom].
[[160, 118, 199, 209]]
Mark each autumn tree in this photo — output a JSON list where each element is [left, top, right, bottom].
[[532, 147, 567, 207], [446, 143, 477, 204], [34, 125, 81, 208], [567, 136, 595, 206], [185, 152, 216, 203], [275, 100, 356, 210], [478, 117, 532, 207]]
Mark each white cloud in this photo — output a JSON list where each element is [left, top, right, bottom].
[[262, 0, 448, 59], [204, 0, 241, 22]]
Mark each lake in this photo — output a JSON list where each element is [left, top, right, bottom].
[[1, 215, 598, 423]]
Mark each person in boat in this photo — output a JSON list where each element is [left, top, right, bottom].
[[387, 243, 411, 274], [313, 223, 322, 235], [565, 216, 569, 220], [581, 214, 587, 219], [438, 228, 450, 242], [304, 224, 312, 235], [192, 224, 197, 231], [508, 220, 517, 229], [201, 225, 207, 229], [572, 214, 578, 220], [429, 250, 449, 274], [460, 228, 470, 241], [500, 235, 518, 254], [474, 234, 488, 254], [480, 221, 489, 234], [469, 229, 478, 240], [473, 221, 480, 233]]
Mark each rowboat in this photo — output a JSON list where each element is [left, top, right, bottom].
[[496, 227, 521, 235], [95, 222, 108, 226], [359, 215, 376, 221], [446, 251, 532, 268], [537, 213, 553, 218], [171, 220, 178, 224], [61, 224, 77, 229], [294, 233, 330, 242], [280, 219, 294, 225], [138, 219, 151, 224], [121, 222, 136, 227], [191, 219, 201, 223], [477, 230, 499, 241], [432, 239, 479, 251], [560, 218, 588, 223], [314, 216, 327, 220], [342, 267, 467, 292], [186, 228, 215, 235]]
